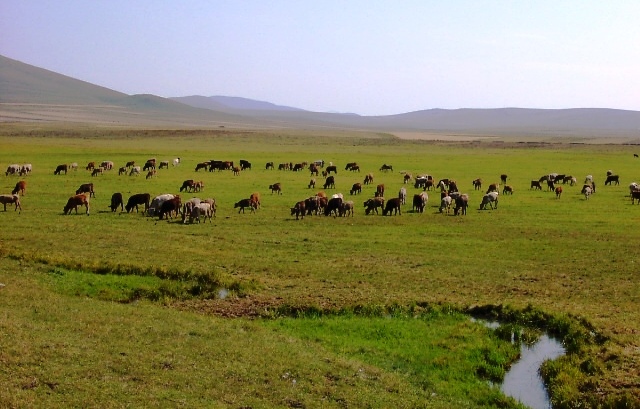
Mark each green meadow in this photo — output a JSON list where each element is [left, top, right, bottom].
[[0, 127, 639, 408]]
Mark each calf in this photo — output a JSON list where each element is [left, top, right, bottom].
[[472, 178, 482, 190], [118, 166, 127, 175], [0, 194, 22, 212], [54, 164, 68, 175], [398, 187, 407, 204], [12, 180, 26, 196], [233, 166, 241, 176], [110, 193, 124, 212], [364, 197, 385, 215], [76, 183, 95, 198], [125, 193, 150, 213], [383, 197, 402, 216], [364, 173, 374, 185], [250, 192, 261, 209], [308, 178, 316, 189], [291, 200, 306, 220], [235, 198, 257, 214], [502, 185, 514, 195], [91, 167, 103, 177], [269, 183, 282, 194], [159, 161, 169, 169], [146, 170, 157, 179], [63, 194, 90, 215], [555, 186, 563, 199], [350, 183, 362, 195]]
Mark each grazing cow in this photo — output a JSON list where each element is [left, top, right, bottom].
[[290, 163, 304, 172], [629, 182, 639, 196], [454, 194, 469, 216], [350, 183, 362, 195], [403, 173, 412, 184], [181, 198, 202, 222], [364, 173, 374, 185], [584, 175, 593, 184], [364, 197, 385, 215], [324, 197, 343, 217], [502, 185, 514, 195], [195, 162, 210, 172], [5, 164, 20, 176], [339, 201, 354, 217], [562, 175, 574, 184], [172, 158, 181, 167], [412, 192, 428, 213], [635, 154, 639, 158], [304, 196, 322, 216], [19, 164, 32, 176], [250, 192, 261, 209], [349, 165, 360, 172], [235, 198, 257, 214], [480, 192, 499, 210], [129, 166, 141, 176], [100, 161, 114, 171], [110, 193, 124, 212], [239, 159, 251, 170], [91, 167, 104, 177], [313, 160, 325, 168], [63, 194, 90, 215], [546, 179, 556, 191], [555, 186, 563, 199], [265, 162, 274, 170], [486, 183, 499, 194], [398, 187, 407, 204], [86, 162, 95, 171], [345, 162, 357, 171], [269, 183, 282, 194], [375, 184, 384, 198], [323, 176, 336, 189], [54, 164, 68, 175], [500, 174, 508, 184], [70, 163, 78, 171], [230, 166, 240, 176], [308, 178, 316, 189], [143, 160, 156, 171], [309, 163, 319, 176], [383, 197, 402, 216], [124, 193, 150, 213], [0, 194, 22, 212], [76, 183, 95, 198], [379, 164, 393, 172], [631, 190, 640, 204], [146, 170, 157, 179], [159, 161, 169, 169], [125, 161, 135, 168], [180, 179, 195, 192], [193, 181, 204, 192], [605, 174, 620, 185], [291, 200, 306, 220], [278, 163, 288, 171], [186, 202, 213, 224], [12, 180, 26, 196], [415, 177, 434, 191], [147, 194, 175, 216], [530, 180, 542, 190], [326, 165, 338, 174], [582, 185, 593, 200], [158, 196, 182, 220], [437, 179, 450, 191], [118, 166, 127, 175], [472, 178, 482, 190], [439, 195, 452, 214]]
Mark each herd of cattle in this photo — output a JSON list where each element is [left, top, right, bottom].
[[2, 158, 638, 222]]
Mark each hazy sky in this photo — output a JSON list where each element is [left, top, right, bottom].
[[1, 1, 639, 116]]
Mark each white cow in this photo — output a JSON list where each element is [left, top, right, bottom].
[[129, 166, 141, 176], [398, 187, 407, 205], [19, 164, 32, 176], [188, 202, 213, 224], [172, 158, 181, 166], [439, 195, 452, 213]]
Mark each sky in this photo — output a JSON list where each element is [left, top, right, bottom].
[[1, 1, 640, 116]]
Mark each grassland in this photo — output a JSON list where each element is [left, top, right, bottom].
[[0, 125, 639, 408]]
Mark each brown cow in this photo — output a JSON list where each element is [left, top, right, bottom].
[[308, 178, 316, 189], [91, 168, 103, 177], [486, 183, 499, 194], [125, 161, 135, 168], [350, 183, 362, 195], [232, 166, 241, 176], [158, 196, 182, 220], [502, 185, 514, 195], [86, 162, 95, 171], [291, 200, 306, 220], [364, 197, 385, 215], [0, 194, 22, 212], [12, 180, 26, 196], [375, 184, 385, 198], [118, 166, 127, 175], [76, 183, 95, 198], [269, 183, 282, 194], [323, 176, 335, 189], [500, 174, 508, 184], [146, 170, 157, 179], [555, 186, 563, 199], [383, 197, 402, 216], [473, 178, 482, 190], [193, 181, 204, 192], [364, 173, 374, 185], [63, 194, 90, 215], [250, 192, 261, 209], [180, 180, 195, 192], [195, 162, 210, 172]]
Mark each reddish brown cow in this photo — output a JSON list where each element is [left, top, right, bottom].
[[0, 194, 22, 212], [364, 197, 385, 215], [382, 197, 402, 216], [250, 192, 261, 209], [76, 183, 95, 198], [195, 162, 210, 172], [158, 196, 182, 220], [291, 200, 306, 220], [555, 186, 563, 199], [473, 178, 482, 190], [86, 161, 95, 171], [375, 184, 385, 198], [12, 180, 26, 196], [63, 194, 90, 215], [364, 173, 374, 185], [146, 170, 157, 179]]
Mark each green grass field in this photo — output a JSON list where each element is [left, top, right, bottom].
[[1, 127, 639, 407]]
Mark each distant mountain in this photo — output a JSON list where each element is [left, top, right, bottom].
[[171, 95, 305, 112]]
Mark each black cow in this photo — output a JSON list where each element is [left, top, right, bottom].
[[323, 176, 336, 189], [125, 193, 150, 213], [110, 193, 124, 212], [324, 197, 343, 217]]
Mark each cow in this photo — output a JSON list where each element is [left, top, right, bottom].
[[147, 194, 174, 216], [100, 161, 114, 171], [239, 159, 251, 170], [12, 181, 26, 196], [5, 164, 20, 176], [63, 194, 90, 215], [181, 198, 202, 222], [379, 164, 393, 172], [437, 179, 450, 191], [323, 176, 336, 189], [76, 183, 95, 198], [118, 166, 127, 175], [180, 180, 195, 192], [412, 192, 428, 213], [339, 201, 354, 217], [19, 164, 32, 176], [250, 192, 261, 209], [562, 175, 575, 185], [172, 158, 181, 167], [159, 161, 169, 169], [269, 183, 282, 194], [146, 170, 157, 179], [324, 197, 343, 217], [313, 160, 325, 168], [232, 166, 241, 176], [530, 180, 542, 190], [555, 186, 563, 199], [350, 183, 362, 195], [0, 194, 22, 212], [399, 187, 407, 204], [292, 163, 305, 172], [158, 196, 182, 220], [129, 166, 141, 176], [582, 185, 593, 200], [605, 175, 620, 186], [349, 165, 360, 172], [125, 161, 135, 168], [93, 167, 105, 177], [70, 163, 78, 171], [500, 174, 508, 184], [502, 185, 514, 195], [110, 193, 124, 212], [364, 197, 385, 215], [486, 183, 499, 194], [188, 202, 213, 224], [383, 197, 402, 216], [308, 178, 316, 189], [629, 182, 639, 196], [415, 177, 433, 191], [345, 162, 358, 171], [291, 200, 306, 220], [54, 164, 68, 175], [454, 194, 469, 216], [235, 198, 257, 214], [546, 179, 556, 191], [304, 196, 322, 216], [439, 195, 452, 214], [375, 184, 384, 198], [309, 164, 319, 176], [278, 163, 288, 171], [193, 181, 204, 192], [124, 193, 149, 213], [195, 162, 210, 172], [265, 162, 274, 170], [86, 162, 95, 171], [584, 175, 593, 184], [143, 160, 156, 171], [403, 173, 412, 184], [631, 190, 640, 204], [472, 178, 482, 190], [480, 192, 499, 210], [326, 165, 338, 174], [364, 173, 374, 185]]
